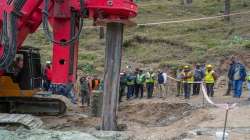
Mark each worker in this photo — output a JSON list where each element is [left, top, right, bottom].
[[224, 56, 236, 96], [231, 59, 246, 98], [80, 76, 91, 106], [176, 66, 183, 97], [246, 72, 250, 101], [181, 65, 193, 99], [98, 79, 104, 91], [43, 61, 52, 91], [204, 65, 217, 97], [126, 72, 136, 100], [119, 72, 127, 102], [157, 69, 167, 98], [193, 63, 204, 95], [87, 76, 93, 93], [163, 69, 168, 96], [145, 69, 156, 99], [135, 69, 145, 98], [14, 56, 24, 75], [91, 75, 100, 90], [134, 68, 139, 98]]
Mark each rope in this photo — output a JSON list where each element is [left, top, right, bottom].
[[166, 75, 237, 110], [137, 10, 250, 26], [66, 10, 250, 29]]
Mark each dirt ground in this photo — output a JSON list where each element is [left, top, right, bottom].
[[38, 79, 250, 140]]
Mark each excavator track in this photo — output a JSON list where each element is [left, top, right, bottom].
[[0, 95, 68, 116], [0, 113, 43, 129]]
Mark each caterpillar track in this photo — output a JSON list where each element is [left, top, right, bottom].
[[0, 113, 43, 129], [0, 94, 70, 116]]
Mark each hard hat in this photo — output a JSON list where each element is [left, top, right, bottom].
[[206, 64, 213, 68], [196, 63, 201, 67], [184, 65, 189, 69]]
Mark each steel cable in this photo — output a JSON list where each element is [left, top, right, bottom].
[[0, 0, 26, 69], [42, 0, 85, 45]]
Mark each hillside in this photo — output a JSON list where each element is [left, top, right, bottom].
[[24, 0, 250, 74]]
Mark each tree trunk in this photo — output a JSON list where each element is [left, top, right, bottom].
[[101, 22, 124, 131], [224, 0, 230, 22], [99, 27, 105, 39]]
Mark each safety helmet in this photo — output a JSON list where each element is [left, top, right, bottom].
[[206, 64, 213, 68], [196, 63, 201, 67], [184, 65, 189, 69]]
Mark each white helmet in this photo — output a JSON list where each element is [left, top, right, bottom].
[[46, 61, 51, 64]]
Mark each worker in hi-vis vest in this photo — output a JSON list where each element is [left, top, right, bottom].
[[181, 65, 193, 99], [204, 64, 217, 97], [126, 72, 136, 100], [135, 69, 146, 98], [145, 69, 156, 98]]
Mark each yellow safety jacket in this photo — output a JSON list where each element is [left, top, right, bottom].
[[205, 70, 215, 84], [146, 72, 155, 83], [182, 72, 193, 83], [246, 74, 250, 81]]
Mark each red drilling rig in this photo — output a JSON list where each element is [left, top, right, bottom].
[[0, 0, 137, 116]]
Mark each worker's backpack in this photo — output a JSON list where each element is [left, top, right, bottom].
[[194, 69, 204, 81], [158, 73, 164, 84]]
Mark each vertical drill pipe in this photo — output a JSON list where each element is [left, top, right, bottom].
[[102, 22, 124, 130], [223, 109, 229, 140]]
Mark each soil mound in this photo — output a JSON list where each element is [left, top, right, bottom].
[[119, 100, 194, 127]]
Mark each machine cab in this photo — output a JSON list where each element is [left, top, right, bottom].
[[5, 46, 43, 90]]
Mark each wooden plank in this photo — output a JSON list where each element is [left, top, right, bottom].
[[101, 22, 124, 131]]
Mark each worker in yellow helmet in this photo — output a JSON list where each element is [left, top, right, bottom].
[[176, 65, 184, 97], [181, 65, 193, 99], [204, 64, 217, 97]]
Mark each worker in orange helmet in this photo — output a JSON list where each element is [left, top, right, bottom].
[[204, 64, 217, 97]]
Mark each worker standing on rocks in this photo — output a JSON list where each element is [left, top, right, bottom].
[[126, 72, 136, 100], [181, 66, 193, 99], [135, 69, 145, 98], [119, 72, 127, 102], [224, 56, 236, 96], [43, 61, 52, 91], [193, 64, 204, 95], [157, 69, 167, 98], [80, 76, 91, 106], [91, 75, 100, 90], [146, 69, 156, 99], [176, 66, 183, 97], [232, 59, 246, 98], [204, 65, 217, 97]]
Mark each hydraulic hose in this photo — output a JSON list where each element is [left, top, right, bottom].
[[0, 0, 27, 70], [42, 0, 85, 45]]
